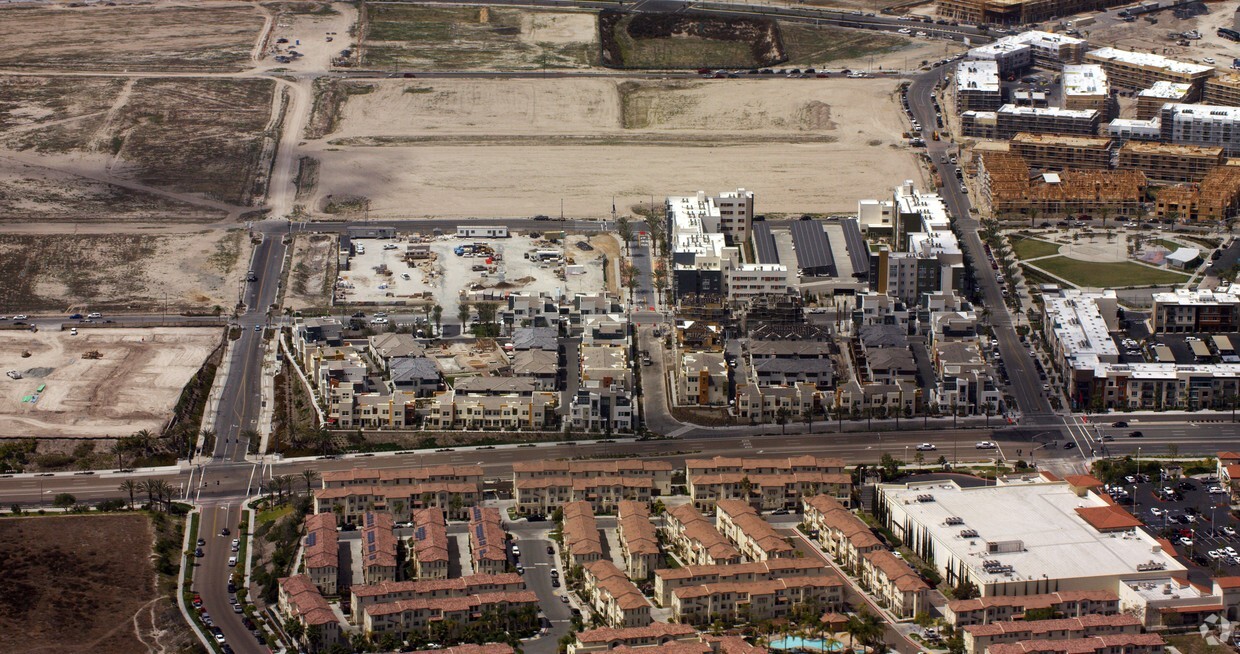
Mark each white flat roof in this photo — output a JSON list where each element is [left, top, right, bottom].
[[1164, 103, 1240, 121], [1088, 47, 1212, 76], [1152, 288, 1240, 305], [882, 479, 1185, 585], [1140, 81, 1192, 99], [1063, 64, 1109, 97], [957, 60, 1000, 93], [999, 104, 1098, 119], [1045, 290, 1119, 359]]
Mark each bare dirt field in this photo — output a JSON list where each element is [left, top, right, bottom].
[[0, 327, 221, 439], [0, 76, 279, 211], [0, 230, 253, 313], [0, 514, 188, 654], [307, 77, 920, 217], [1084, 0, 1239, 69], [360, 5, 598, 70], [0, 3, 265, 72], [285, 233, 337, 309]]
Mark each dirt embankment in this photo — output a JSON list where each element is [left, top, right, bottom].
[[599, 10, 787, 69]]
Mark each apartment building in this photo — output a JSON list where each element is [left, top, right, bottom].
[[963, 614, 1143, 654], [1085, 48, 1211, 96], [279, 575, 343, 650], [956, 60, 1002, 112], [469, 506, 509, 576], [964, 31, 1086, 68], [513, 460, 674, 494], [582, 560, 654, 628], [408, 508, 448, 580], [988, 634, 1166, 654], [801, 495, 883, 573], [1205, 73, 1240, 107], [362, 591, 540, 638], [1009, 133, 1113, 170], [686, 456, 852, 513], [714, 500, 794, 561], [1158, 103, 1240, 156], [514, 475, 655, 516], [322, 466, 485, 489], [653, 559, 829, 607], [1116, 142, 1224, 183], [360, 511, 399, 585], [1152, 288, 1240, 333], [1139, 81, 1194, 119], [349, 573, 526, 623], [1062, 64, 1110, 115], [866, 181, 966, 305], [680, 350, 729, 406], [423, 388, 558, 430], [571, 343, 635, 433], [995, 105, 1101, 139], [861, 549, 931, 618], [978, 151, 1145, 216], [304, 512, 340, 595], [663, 503, 742, 567], [1154, 163, 1240, 221], [568, 623, 699, 654], [563, 501, 604, 567], [314, 482, 482, 523], [671, 576, 845, 626], [945, 591, 1121, 627], [616, 500, 660, 581]]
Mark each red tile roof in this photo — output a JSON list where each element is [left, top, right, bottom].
[[410, 508, 448, 565], [1063, 474, 1104, 488], [351, 573, 524, 599], [617, 500, 659, 556], [1075, 504, 1143, 531], [468, 506, 508, 564], [963, 614, 1141, 637], [575, 622, 697, 644], [864, 549, 929, 592], [304, 513, 339, 570], [987, 634, 1164, 654], [1215, 576, 1240, 589]]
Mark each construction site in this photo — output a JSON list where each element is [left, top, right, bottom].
[[1154, 163, 1240, 221], [978, 150, 1147, 216]]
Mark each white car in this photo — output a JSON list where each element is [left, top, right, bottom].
[[1209, 485, 1226, 494], [1223, 526, 1237, 537], [1205, 57, 1216, 65], [916, 443, 937, 451], [1150, 507, 1163, 517], [1227, 546, 1238, 557], [370, 317, 388, 325], [12, 314, 27, 320], [69, 328, 78, 336], [87, 312, 102, 319], [1209, 549, 1223, 560], [228, 556, 237, 567], [975, 441, 997, 449], [1180, 536, 1194, 546]]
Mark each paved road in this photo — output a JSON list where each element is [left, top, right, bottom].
[[508, 523, 573, 654]]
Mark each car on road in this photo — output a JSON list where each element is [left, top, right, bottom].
[[975, 441, 997, 449], [1209, 485, 1226, 494], [1151, 507, 1164, 516], [1111, 421, 1127, 428], [1129, 431, 1143, 438], [221, 528, 230, 536], [370, 317, 389, 324], [87, 312, 102, 319], [515, 565, 524, 575], [547, 545, 555, 554], [254, 325, 262, 332], [511, 545, 521, 558], [916, 443, 937, 451], [12, 314, 27, 320], [197, 538, 205, 547], [228, 556, 237, 567], [194, 547, 204, 557], [69, 313, 83, 320]]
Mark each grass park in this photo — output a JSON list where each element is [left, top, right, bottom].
[[1032, 256, 1190, 288]]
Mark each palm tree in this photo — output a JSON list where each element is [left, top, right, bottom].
[[140, 479, 156, 508], [119, 479, 139, 510], [133, 429, 155, 456], [239, 428, 260, 453], [198, 428, 216, 456], [301, 469, 320, 495], [432, 304, 443, 337], [616, 215, 634, 255], [846, 611, 885, 652]]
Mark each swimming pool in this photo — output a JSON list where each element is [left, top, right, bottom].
[[768, 636, 847, 652]]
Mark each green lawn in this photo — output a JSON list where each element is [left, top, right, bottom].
[[1010, 237, 1061, 260], [1033, 256, 1190, 288]]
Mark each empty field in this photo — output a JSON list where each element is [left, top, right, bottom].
[[285, 233, 337, 310], [0, 4, 264, 71], [309, 77, 918, 216], [780, 23, 908, 66], [600, 11, 782, 69], [361, 5, 597, 70], [0, 327, 221, 439], [0, 231, 253, 313], [1033, 256, 1191, 288], [0, 76, 278, 208]]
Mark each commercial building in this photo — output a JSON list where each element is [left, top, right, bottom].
[[878, 477, 1186, 598], [1009, 133, 1113, 171], [962, 614, 1143, 654], [663, 503, 742, 567], [408, 508, 448, 580], [956, 60, 1003, 112], [671, 575, 845, 626], [945, 591, 1120, 627], [1205, 73, 1240, 107], [468, 506, 509, 576], [1152, 288, 1240, 333], [653, 559, 829, 607], [1062, 64, 1110, 115], [1116, 142, 1224, 183], [1158, 103, 1240, 155], [1085, 49, 1212, 96], [582, 560, 654, 628], [616, 500, 660, 581], [964, 31, 1086, 66], [714, 500, 795, 561], [349, 573, 526, 623], [304, 513, 339, 595], [1138, 82, 1194, 120]]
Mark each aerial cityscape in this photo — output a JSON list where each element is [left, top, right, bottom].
[[1, 0, 1240, 653]]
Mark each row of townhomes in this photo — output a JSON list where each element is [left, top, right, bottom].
[[292, 295, 635, 433]]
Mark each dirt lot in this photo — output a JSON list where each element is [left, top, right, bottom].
[[0, 3, 265, 72], [0, 514, 172, 653], [260, 2, 358, 73], [0, 230, 253, 313], [1084, 0, 1239, 68], [285, 233, 337, 309], [307, 77, 920, 217], [0, 327, 221, 439], [0, 76, 279, 209], [360, 5, 598, 70]]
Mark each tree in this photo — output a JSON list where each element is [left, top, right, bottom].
[[879, 452, 902, 480], [475, 302, 499, 337], [119, 479, 139, 510], [140, 479, 156, 508], [52, 493, 77, 509], [846, 611, 885, 651], [301, 468, 320, 495], [621, 262, 640, 303], [239, 428, 260, 455], [458, 302, 472, 331], [802, 408, 815, 433], [284, 617, 305, 643], [432, 304, 443, 337], [776, 407, 790, 435], [616, 214, 634, 255]]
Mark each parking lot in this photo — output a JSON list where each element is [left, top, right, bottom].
[[1102, 474, 1240, 579]]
